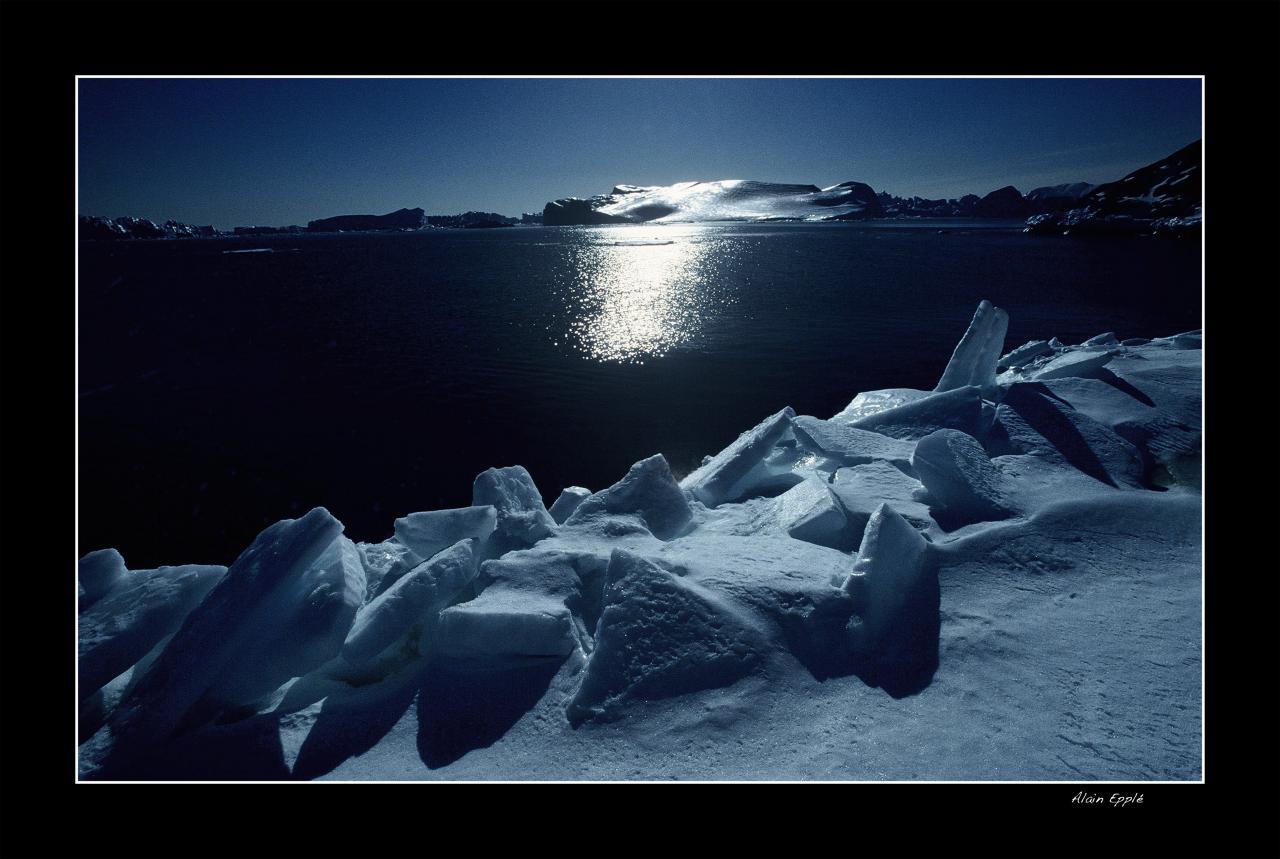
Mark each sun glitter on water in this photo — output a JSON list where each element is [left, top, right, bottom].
[[556, 225, 733, 364]]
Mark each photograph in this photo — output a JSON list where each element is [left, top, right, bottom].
[[74, 74, 1207, 784]]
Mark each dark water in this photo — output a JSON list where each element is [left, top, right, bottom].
[[78, 223, 1201, 567]]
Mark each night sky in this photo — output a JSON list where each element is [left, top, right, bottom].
[[78, 77, 1202, 229]]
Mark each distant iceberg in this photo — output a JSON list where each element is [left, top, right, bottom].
[[543, 179, 884, 225]]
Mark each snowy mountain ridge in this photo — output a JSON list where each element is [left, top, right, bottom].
[[1026, 141, 1201, 236]]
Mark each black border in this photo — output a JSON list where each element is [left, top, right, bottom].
[[3, 1, 1278, 858]]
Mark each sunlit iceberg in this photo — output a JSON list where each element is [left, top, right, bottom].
[[544, 179, 883, 225]]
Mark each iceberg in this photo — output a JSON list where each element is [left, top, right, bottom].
[[544, 179, 884, 225]]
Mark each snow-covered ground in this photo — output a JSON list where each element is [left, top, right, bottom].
[[78, 301, 1202, 781]]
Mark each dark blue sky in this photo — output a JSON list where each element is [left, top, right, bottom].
[[78, 78, 1201, 228]]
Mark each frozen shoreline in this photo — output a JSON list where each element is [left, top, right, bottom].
[[79, 300, 1202, 780]]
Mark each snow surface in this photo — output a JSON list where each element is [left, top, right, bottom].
[[78, 300, 1202, 781]]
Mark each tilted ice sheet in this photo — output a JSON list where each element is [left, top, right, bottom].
[[342, 538, 478, 664], [849, 386, 988, 441], [680, 406, 796, 507], [101, 508, 362, 761]]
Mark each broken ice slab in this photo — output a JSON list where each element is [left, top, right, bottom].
[[680, 406, 796, 507], [934, 299, 1009, 397]]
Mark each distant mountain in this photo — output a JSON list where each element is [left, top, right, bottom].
[[308, 207, 426, 232], [425, 211, 517, 229], [79, 207, 523, 239], [973, 186, 1029, 219], [1025, 141, 1200, 236], [542, 179, 883, 225], [876, 192, 979, 218], [80, 140, 1201, 241], [876, 184, 1088, 220], [79, 216, 215, 240], [1079, 140, 1200, 218]]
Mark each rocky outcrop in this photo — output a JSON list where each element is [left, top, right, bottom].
[[973, 186, 1029, 219]]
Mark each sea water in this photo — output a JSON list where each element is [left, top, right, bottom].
[[78, 222, 1201, 565]]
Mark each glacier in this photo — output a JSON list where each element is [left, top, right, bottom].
[[77, 300, 1202, 781]]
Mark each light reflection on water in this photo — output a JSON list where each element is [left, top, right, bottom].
[[554, 225, 737, 363]]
